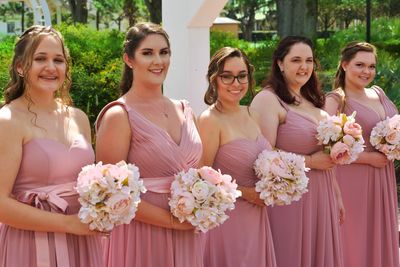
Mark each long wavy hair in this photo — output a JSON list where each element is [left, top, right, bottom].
[[204, 47, 255, 108], [332, 42, 377, 111], [263, 36, 324, 108], [2, 25, 72, 107], [120, 22, 170, 95]]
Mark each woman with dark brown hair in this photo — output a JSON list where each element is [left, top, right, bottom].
[[96, 22, 204, 267], [251, 36, 344, 267], [325, 42, 399, 267], [199, 47, 276, 267]]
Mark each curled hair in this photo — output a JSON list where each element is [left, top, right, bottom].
[[333, 42, 377, 111], [204, 47, 255, 107], [263, 36, 324, 108], [120, 22, 170, 95], [3, 25, 72, 106]]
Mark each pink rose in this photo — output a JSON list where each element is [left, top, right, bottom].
[[330, 142, 351, 164], [176, 193, 195, 215], [198, 166, 222, 185], [380, 144, 390, 154], [107, 193, 131, 216], [343, 122, 362, 138], [385, 129, 400, 145]]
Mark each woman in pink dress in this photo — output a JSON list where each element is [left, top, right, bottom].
[[251, 36, 344, 267], [96, 22, 204, 267], [198, 47, 276, 267], [0, 26, 103, 267], [325, 42, 399, 267]]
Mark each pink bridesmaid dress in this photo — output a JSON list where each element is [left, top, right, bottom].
[[259, 90, 343, 267], [327, 86, 399, 267], [204, 136, 277, 267], [97, 99, 204, 267], [0, 135, 103, 267]]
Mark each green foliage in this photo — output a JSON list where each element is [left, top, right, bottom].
[[54, 24, 124, 125], [0, 34, 15, 102]]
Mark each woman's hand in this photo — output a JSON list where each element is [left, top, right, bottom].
[[65, 215, 99, 236], [307, 151, 336, 170], [337, 196, 345, 225], [365, 151, 389, 168], [239, 186, 265, 207], [170, 217, 195, 231]]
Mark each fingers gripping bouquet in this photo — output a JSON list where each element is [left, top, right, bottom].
[[169, 166, 242, 233], [254, 150, 309, 206], [370, 114, 400, 160], [76, 161, 146, 232], [316, 112, 364, 164]]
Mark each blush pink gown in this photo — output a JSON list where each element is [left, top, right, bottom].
[[204, 136, 277, 267], [327, 86, 399, 267], [0, 135, 103, 267], [97, 99, 204, 267], [258, 90, 344, 267]]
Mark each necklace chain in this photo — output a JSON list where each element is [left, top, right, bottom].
[[130, 91, 169, 119]]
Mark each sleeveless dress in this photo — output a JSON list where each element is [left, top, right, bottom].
[[204, 136, 277, 267], [258, 90, 343, 267], [97, 98, 204, 267], [0, 135, 103, 267], [326, 86, 399, 267]]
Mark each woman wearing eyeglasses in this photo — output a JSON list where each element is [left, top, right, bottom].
[[251, 36, 344, 267], [198, 47, 277, 267]]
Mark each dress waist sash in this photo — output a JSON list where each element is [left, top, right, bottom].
[[15, 181, 77, 267]]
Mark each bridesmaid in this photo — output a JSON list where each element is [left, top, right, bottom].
[[199, 47, 276, 267], [96, 22, 204, 267], [251, 36, 344, 267], [0, 26, 103, 267], [325, 42, 399, 267]]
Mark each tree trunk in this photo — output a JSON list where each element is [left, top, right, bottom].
[[277, 0, 317, 40], [144, 0, 161, 24], [68, 0, 88, 23]]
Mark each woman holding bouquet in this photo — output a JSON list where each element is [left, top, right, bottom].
[[325, 42, 399, 267], [251, 36, 344, 267], [198, 47, 276, 267], [0, 26, 103, 267], [96, 22, 204, 267]]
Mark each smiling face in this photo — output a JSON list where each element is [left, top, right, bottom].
[[277, 42, 314, 90], [125, 33, 170, 88], [22, 34, 67, 95], [342, 51, 376, 90], [216, 56, 249, 104]]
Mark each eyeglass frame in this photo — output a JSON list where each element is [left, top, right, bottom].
[[218, 73, 249, 85]]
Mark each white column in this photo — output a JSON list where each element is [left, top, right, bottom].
[[29, 0, 52, 26], [162, 0, 228, 116]]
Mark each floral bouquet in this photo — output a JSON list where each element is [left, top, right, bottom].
[[76, 161, 146, 232], [370, 114, 400, 160], [316, 112, 364, 164], [169, 166, 242, 233], [253, 149, 309, 206]]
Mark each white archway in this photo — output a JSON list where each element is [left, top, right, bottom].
[[1, 0, 56, 26], [162, 0, 228, 115]]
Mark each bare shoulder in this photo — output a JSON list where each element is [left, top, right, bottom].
[[68, 106, 90, 125], [198, 107, 221, 129], [0, 105, 25, 143], [99, 104, 129, 125], [248, 106, 261, 121], [251, 89, 281, 108]]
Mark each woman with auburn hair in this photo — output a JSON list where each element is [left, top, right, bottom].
[[96, 22, 204, 267], [199, 47, 276, 267], [251, 36, 344, 267], [325, 41, 399, 267], [0, 25, 103, 267]]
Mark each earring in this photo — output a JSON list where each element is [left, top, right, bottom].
[[18, 72, 24, 77]]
